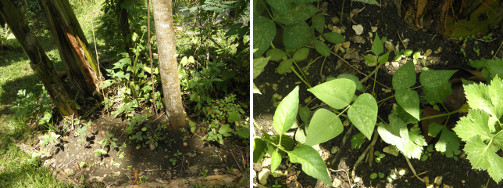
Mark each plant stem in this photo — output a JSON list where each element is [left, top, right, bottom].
[[291, 67, 312, 88], [332, 52, 390, 89], [420, 109, 459, 121], [351, 129, 379, 177]]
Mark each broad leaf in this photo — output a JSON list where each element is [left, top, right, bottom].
[[276, 59, 294, 74], [454, 109, 492, 142], [314, 40, 330, 56], [337, 74, 364, 92], [284, 22, 315, 49], [428, 123, 443, 137], [273, 86, 299, 135], [287, 145, 332, 184], [253, 138, 267, 163], [392, 60, 416, 90], [299, 106, 311, 124], [311, 13, 325, 33], [265, 0, 291, 15], [420, 70, 457, 104], [253, 16, 276, 57], [271, 149, 282, 172], [305, 109, 343, 146], [348, 93, 378, 140], [295, 128, 307, 144], [266, 48, 287, 62], [323, 32, 345, 44], [292, 48, 310, 62], [377, 115, 426, 159], [273, 3, 319, 25], [253, 57, 270, 78], [395, 89, 420, 121], [266, 135, 295, 155], [308, 78, 356, 109]]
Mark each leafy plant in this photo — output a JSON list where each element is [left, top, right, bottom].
[[453, 75, 503, 183], [11, 85, 54, 129]]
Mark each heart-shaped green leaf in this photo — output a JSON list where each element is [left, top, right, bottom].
[[308, 78, 356, 109], [420, 70, 457, 104], [348, 93, 378, 140], [395, 89, 420, 121], [287, 145, 332, 185], [284, 22, 314, 49], [305, 109, 343, 146], [392, 60, 416, 90], [273, 86, 299, 135]]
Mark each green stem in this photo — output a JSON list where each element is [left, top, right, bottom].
[[291, 67, 312, 88], [420, 109, 459, 121], [378, 95, 394, 105]]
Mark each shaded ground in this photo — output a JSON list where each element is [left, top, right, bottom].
[[17, 113, 249, 187], [253, 0, 503, 187]]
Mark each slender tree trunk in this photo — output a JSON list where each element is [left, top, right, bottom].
[[151, 0, 187, 129], [0, 0, 78, 116], [117, 0, 133, 58], [38, 0, 103, 98]]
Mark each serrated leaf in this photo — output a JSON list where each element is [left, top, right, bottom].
[[311, 13, 325, 33], [464, 76, 503, 121], [337, 74, 364, 92], [293, 48, 310, 62], [253, 16, 276, 57], [454, 109, 492, 142], [428, 123, 443, 137], [283, 22, 315, 49], [265, 0, 291, 15], [377, 115, 426, 159], [276, 59, 294, 74], [351, 132, 366, 149], [253, 138, 267, 163], [435, 127, 460, 157], [227, 111, 241, 123], [348, 93, 378, 140], [392, 60, 416, 90], [287, 145, 332, 185], [305, 109, 343, 146], [420, 70, 457, 104], [323, 32, 345, 44], [314, 40, 330, 56], [273, 4, 319, 25], [371, 33, 383, 56], [273, 86, 299, 135], [271, 149, 282, 172], [308, 78, 356, 109], [266, 48, 286, 62], [253, 57, 270, 78], [464, 136, 503, 183], [299, 106, 311, 124], [395, 89, 420, 120]]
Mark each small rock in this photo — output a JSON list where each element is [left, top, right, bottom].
[[391, 61, 400, 69], [354, 176, 361, 183], [331, 16, 340, 24], [426, 184, 434, 188], [385, 40, 395, 51], [371, 26, 378, 32], [342, 41, 351, 49], [398, 168, 407, 176], [332, 177, 342, 187], [350, 36, 365, 44], [261, 157, 271, 167], [434, 176, 443, 185], [258, 169, 271, 185], [352, 25, 364, 35]]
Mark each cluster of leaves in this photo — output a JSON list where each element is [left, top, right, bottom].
[[95, 130, 118, 158], [453, 75, 503, 183], [11, 85, 55, 130], [124, 114, 168, 149]]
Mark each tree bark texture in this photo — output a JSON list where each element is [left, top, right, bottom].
[[38, 0, 103, 98], [0, 0, 78, 116], [151, 0, 187, 129]]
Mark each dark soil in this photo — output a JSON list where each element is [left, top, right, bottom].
[[19, 113, 249, 187], [253, 0, 503, 187]]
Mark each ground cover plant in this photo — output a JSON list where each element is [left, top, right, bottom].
[[1, 0, 249, 187], [253, 0, 503, 187]]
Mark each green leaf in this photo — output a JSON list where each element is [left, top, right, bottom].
[[464, 136, 503, 183], [266, 135, 295, 155], [295, 128, 307, 144], [292, 0, 321, 3], [253, 138, 267, 163], [265, 0, 291, 15], [362, 55, 377, 65], [308, 78, 356, 109], [276, 59, 294, 74], [253, 82, 262, 94], [266, 48, 287, 62], [454, 109, 492, 142], [323, 32, 345, 44], [253, 16, 276, 57], [273, 4, 319, 25], [377, 115, 426, 159], [420, 70, 457, 104], [254, 0, 267, 15], [337, 74, 364, 92], [271, 149, 282, 172], [253, 57, 270, 78], [314, 40, 330, 56], [227, 111, 241, 123], [348, 93, 378, 140], [305, 109, 343, 146], [378, 51, 391, 64], [371, 33, 383, 56], [299, 106, 311, 124], [292, 48, 310, 62], [435, 127, 461, 157], [464, 76, 503, 121], [428, 123, 443, 137], [311, 13, 325, 33], [283, 22, 315, 49], [395, 89, 420, 121], [351, 132, 366, 149], [352, 0, 378, 5], [287, 145, 332, 184], [273, 86, 299, 135], [392, 60, 416, 90]]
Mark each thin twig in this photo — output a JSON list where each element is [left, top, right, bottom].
[[404, 155, 424, 182], [229, 148, 244, 173], [351, 129, 378, 177], [494, 40, 503, 58]]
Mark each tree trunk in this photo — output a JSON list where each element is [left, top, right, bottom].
[[151, 0, 187, 129], [117, 0, 133, 58], [38, 0, 104, 98], [0, 0, 78, 116]]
